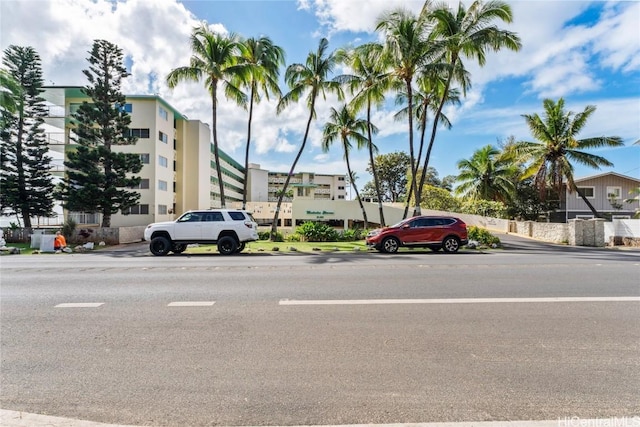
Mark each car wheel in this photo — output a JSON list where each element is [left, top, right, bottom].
[[235, 242, 246, 253], [381, 236, 400, 253], [150, 236, 171, 256], [172, 243, 187, 254], [442, 236, 461, 253], [217, 236, 238, 255]]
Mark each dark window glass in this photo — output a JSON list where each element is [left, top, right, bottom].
[[229, 211, 247, 221]]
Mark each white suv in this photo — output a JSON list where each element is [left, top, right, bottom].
[[143, 209, 259, 256]]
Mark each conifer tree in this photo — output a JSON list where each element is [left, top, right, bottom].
[[58, 39, 141, 227], [0, 45, 55, 227]]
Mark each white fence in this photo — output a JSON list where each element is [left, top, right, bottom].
[[604, 219, 640, 241]]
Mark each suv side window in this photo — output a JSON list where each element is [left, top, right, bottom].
[[178, 213, 201, 222], [203, 212, 224, 222], [411, 218, 429, 228], [228, 211, 247, 221]]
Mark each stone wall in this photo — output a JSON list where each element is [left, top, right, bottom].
[[510, 219, 606, 246], [71, 226, 145, 245]]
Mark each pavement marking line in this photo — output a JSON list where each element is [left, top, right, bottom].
[[167, 301, 215, 307], [1, 410, 639, 427], [55, 303, 104, 308], [279, 296, 640, 306]]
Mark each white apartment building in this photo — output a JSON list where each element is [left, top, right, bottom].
[[42, 87, 245, 227], [42, 87, 352, 230]]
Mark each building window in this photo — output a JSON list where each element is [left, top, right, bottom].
[[338, 186, 345, 190], [158, 180, 168, 191], [126, 128, 150, 138], [140, 153, 150, 164], [159, 106, 168, 121], [159, 155, 168, 168], [606, 186, 622, 199], [338, 176, 345, 181], [338, 195, 345, 199], [132, 178, 149, 189], [158, 205, 168, 215], [159, 131, 168, 143], [117, 103, 133, 113], [123, 204, 149, 215], [576, 187, 595, 198]]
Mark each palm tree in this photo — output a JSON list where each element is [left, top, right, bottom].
[[0, 69, 22, 115], [376, 8, 434, 215], [166, 25, 246, 208], [235, 37, 285, 209], [395, 71, 461, 217], [454, 144, 517, 202], [416, 0, 522, 206], [335, 43, 390, 226], [515, 98, 624, 217], [322, 105, 376, 228], [270, 38, 343, 240]]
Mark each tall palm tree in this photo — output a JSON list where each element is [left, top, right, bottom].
[[395, 71, 461, 217], [166, 25, 246, 208], [322, 105, 376, 229], [376, 8, 434, 214], [515, 98, 624, 217], [416, 0, 522, 206], [454, 144, 517, 202], [271, 38, 343, 240], [235, 36, 285, 209], [335, 43, 390, 226]]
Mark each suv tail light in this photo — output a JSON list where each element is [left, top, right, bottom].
[[244, 221, 254, 228]]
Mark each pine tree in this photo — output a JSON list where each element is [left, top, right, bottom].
[[0, 45, 55, 228], [58, 40, 141, 227]]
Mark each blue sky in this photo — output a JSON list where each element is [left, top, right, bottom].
[[2, 0, 639, 191]]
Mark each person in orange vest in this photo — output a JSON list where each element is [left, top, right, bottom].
[[54, 231, 71, 253]]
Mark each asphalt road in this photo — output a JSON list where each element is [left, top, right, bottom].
[[1, 235, 639, 426]]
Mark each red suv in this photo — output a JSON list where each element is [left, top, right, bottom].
[[366, 216, 468, 253]]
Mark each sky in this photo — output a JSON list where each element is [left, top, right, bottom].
[[1, 0, 639, 192]]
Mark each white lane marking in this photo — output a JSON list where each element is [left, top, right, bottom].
[[167, 301, 215, 307], [0, 410, 639, 427], [279, 296, 640, 306], [55, 302, 104, 308]]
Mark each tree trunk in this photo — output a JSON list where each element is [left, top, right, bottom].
[[242, 84, 256, 210], [271, 97, 316, 241], [345, 142, 367, 229], [211, 85, 226, 208], [366, 101, 384, 226]]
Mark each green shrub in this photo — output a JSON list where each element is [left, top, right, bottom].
[[467, 226, 501, 246], [259, 231, 284, 242], [339, 228, 364, 242], [286, 233, 301, 242], [461, 199, 508, 219], [296, 221, 339, 242], [62, 217, 77, 241]]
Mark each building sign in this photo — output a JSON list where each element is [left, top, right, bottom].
[[306, 210, 335, 219]]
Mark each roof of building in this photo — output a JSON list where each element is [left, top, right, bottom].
[[42, 86, 188, 120], [574, 171, 640, 183]]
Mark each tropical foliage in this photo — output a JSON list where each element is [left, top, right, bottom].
[[270, 37, 343, 240], [455, 144, 517, 203], [322, 105, 374, 228], [234, 36, 285, 209], [167, 24, 246, 208], [514, 98, 624, 217]]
